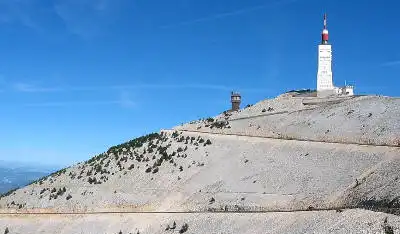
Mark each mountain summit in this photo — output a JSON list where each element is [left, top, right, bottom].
[[1, 94, 399, 233]]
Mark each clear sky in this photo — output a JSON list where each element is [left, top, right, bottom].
[[0, 0, 399, 167]]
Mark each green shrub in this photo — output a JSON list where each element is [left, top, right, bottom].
[[172, 131, 179, 138], [152, 167, 159, 173], [179, 223, 189, 233], [383, 217, 394, 234], [107, 133, 160, 155], [206, 117, 214, 123]]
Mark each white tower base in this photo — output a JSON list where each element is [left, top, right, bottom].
[[317, 44, 334, 97]]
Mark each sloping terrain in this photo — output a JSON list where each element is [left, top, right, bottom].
[[177, 95, 400, 146], [1, 209, 399, 234], [1, 131, 399, 213], [0, 95, 399, 233]]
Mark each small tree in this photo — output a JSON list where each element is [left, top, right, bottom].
[[4, 227, 9, 234], [179, 223, 189, 233], [152, 167, 159, 174]]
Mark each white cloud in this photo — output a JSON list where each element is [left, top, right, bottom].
[[12, 82, 271, 93], [24, 100, 121, 107], [161, 0, 299, 28], [118, 90, 135, 108], [12, 82, 60, 92], [0, 0, 124, 38], [0, 0, 45, 33], [381, 60, 400, 67], [54, 0, 122, 39]]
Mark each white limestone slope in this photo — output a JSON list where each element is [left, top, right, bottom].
[[0, 130, 399, 213], [177, 95, 400, 146], [0, 94, 399, 233], [1, 209, 400, 234]]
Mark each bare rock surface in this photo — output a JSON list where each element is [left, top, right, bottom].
[[177, 95, 400, 146], [1, 131, 399, 213], [0, 94, 399, 233], [1, 209, 400, 234]]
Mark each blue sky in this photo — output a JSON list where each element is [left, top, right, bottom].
[[0, 0, 399, 167]]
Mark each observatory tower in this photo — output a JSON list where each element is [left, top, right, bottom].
[[316, 14, 354, 97], [317, 14, 334, 97]]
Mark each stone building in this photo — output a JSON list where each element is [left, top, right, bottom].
[[231, 92, 241, 111]]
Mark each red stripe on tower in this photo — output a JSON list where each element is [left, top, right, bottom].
[[321, 13, 329, 44], [322, 33, 329, 41]]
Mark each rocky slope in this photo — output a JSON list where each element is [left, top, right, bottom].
[[0, 94, 399, 233], [1, 209, 399, 234], [177, 95, 400, 146]]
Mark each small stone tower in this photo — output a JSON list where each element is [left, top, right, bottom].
[[231, 91, 241, 111]]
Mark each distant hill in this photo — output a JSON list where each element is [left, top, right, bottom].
[[0, 161, 58, 194]]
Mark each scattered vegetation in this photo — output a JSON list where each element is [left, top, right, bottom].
[[209, 197, 215, 204], [383, 217, 394, 234], [179, 223, 189, 233], [4, 227, 9, 234], [0, 187, 19, 198], [165, 221, 176, 231], [107, 133, 160, 155], [210, 120, 230, 129], [206, 117, 214, 123], [358, 198, 400, 215], [262, 107, 275, 112]]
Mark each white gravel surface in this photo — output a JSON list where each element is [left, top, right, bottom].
[[1, 209, 400, 234], [0, 94, 399, 233], [1, 130, 399, 213], [177, 95, 400, 146]]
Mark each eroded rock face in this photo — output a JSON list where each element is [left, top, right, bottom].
[[1, 210, 400, 234], [1, 129, 399, 214], [0, 131, 216, 212], [177, 96, 400, 147], [0, 95, 399, 233]]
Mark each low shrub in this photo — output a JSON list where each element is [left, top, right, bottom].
[[179, 223, 189, 233], [152, 167, 159, 174]]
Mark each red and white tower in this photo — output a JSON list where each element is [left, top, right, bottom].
[[317, 13, 334, 96], [322, 13, 329, 44]]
